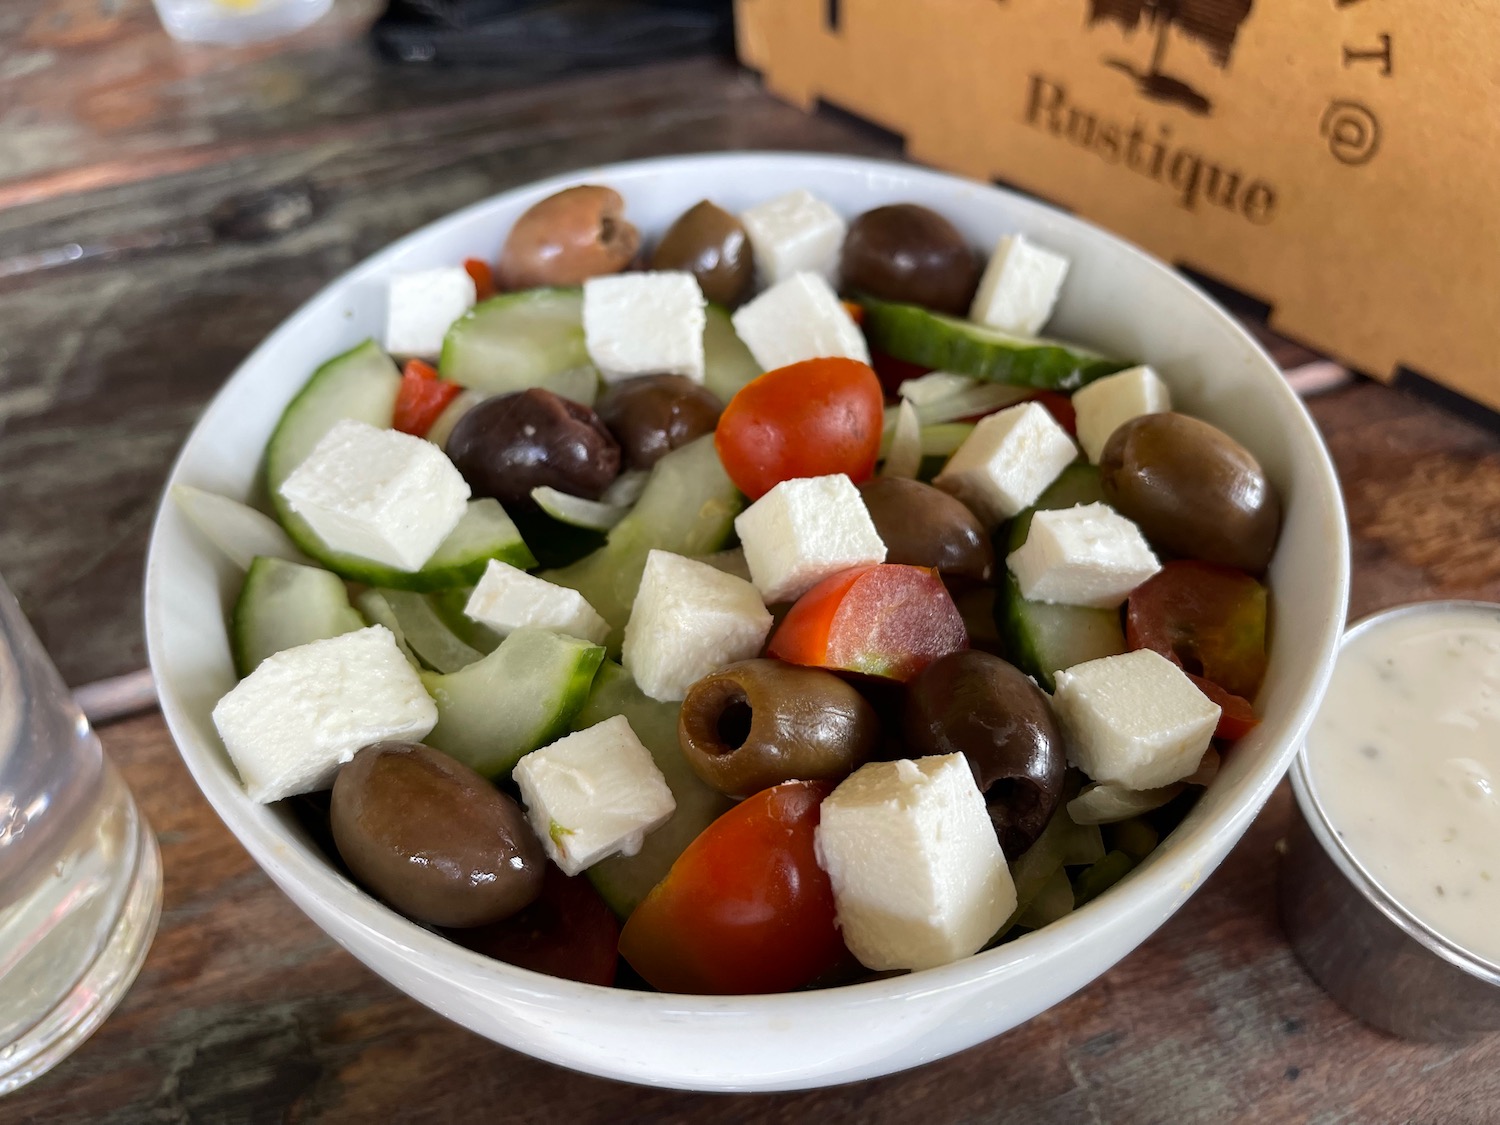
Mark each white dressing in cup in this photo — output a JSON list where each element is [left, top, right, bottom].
[[1305, 603, 1500, 966]]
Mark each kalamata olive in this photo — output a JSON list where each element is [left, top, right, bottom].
[[595, 374, 723, 470], [446, 387, 621, 505], [679, 659, 880, 798], [857, 477, 994, 583], [649, 200, 754, 307], [331, 741, 545, 928], [497, 185, 640, 289], [903, 651, 1066, 857], [840, 204, 981, 316], [1099, 412, 1281, 574]]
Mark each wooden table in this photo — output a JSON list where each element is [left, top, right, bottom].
[[5, 2, 1500, 1120]]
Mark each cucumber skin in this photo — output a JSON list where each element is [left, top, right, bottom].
[[231, 556, 364, 678], [859, 295, 1128, 390]]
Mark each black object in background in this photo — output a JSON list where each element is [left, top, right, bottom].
[[372, 0, 735, 68]]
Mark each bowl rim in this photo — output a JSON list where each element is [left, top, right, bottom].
[[145, 149, 1351, 1016]]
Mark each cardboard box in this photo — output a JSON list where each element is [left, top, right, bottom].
[[737, 0, 1500, 411]]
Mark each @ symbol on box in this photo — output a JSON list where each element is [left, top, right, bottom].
[[1320, 100, 1381, 166]]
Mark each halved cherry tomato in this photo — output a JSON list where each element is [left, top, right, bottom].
[[463, 257, 496, 300], [393, 359, 464, 438], [1187, 673, 1261, 741], [1126, 560, 1269, 699], [447, 863, 619, 986], [618, 781, 845, 995], [715, 357, 884, 499], [766, 563, 967, 682]]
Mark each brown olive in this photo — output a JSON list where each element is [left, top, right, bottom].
[[1099, 412, 1281, 574], [649, 200, 754, 307], [446, 387, 621, 505], [331, 741, 545, 928], [840, 204, 980, 316], [497, 185, 640, 290], [857, 477, 995, 583], [595, 374, 723, 471], [903, 651, 1066, 857], [679, 660, 880, 798]]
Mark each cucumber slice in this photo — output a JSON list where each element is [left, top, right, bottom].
[[1016, 867, 1075, 929], [376, 588, 484, 673], [542, 434, 743, 652], [173, 485, 310, 571], [230, 556, 364, 677], [439, 288, 593, 394], [421, 627, 605, 779], [539, 364, 600, 408], [353, 589, 421, 668], [702, 304, 761, 403], [1072, 850, 1136, 907], [575, 662, 732, 917], [426, 586, 502, 654], [425, 388, 481, 449], [996, 465, 1126, 690], [859, 295, 1128, 390]]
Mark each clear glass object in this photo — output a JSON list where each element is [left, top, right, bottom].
[[151, 0, 333, 45], [0, 578, 162, 1094]]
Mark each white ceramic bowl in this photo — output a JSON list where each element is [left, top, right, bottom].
[[145, 152, 1349, 1092]]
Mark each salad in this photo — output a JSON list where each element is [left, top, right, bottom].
[[182, 182, 1280, 995]]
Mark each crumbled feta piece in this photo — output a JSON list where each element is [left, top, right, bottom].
[[464, 559, 609, 644], [739, 188, 846, 285], [1071, 365, 1172, 463], [731, 272, 870, 372], [1006, 502, 1160, 609], [513, 715, 676, 876], [278, 418, 470, 571], [815, 754, 1015, 972], [385, 267, 478, 360], [968, 234, 1070, 336], [735, 474, 887, 604], [583, 271, 707, 383], [212, 625, 437, 803], [622, 550, 773, 702], [933, 402, 1077, 528], [1052, 649, 1221, 790]]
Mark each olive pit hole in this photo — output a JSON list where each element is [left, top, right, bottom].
[[714, 696, 754, 753]]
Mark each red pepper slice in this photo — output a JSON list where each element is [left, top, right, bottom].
[[1187, 673, 1261, 741], [393, 359, 464, 438], [464, 258, 496, 301]]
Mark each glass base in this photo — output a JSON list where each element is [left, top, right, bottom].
[[0, 819, 162, 1095]]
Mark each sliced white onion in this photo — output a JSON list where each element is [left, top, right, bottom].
[[425, 388, 481, 449], [531, 486, 628, 531], [880, 398, 922, 479], [920, 422, 975, 457], [914, 382, 1035, 425], [172, 485, 309, 571], [896, 371, 977, 406], [601, 469, 650, 508], [1066, 781, 1187, 825]]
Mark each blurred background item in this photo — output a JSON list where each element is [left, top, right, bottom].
[[151, 0, 333, 43]]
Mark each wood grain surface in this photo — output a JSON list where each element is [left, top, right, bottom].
[[4, 1, 1500, 1121]]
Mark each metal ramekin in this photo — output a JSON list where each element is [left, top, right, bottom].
[[1280, 600, 1500, 1041]]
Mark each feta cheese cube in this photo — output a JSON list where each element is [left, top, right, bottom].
[[513, 715, 676, 876], [739, 188, 846, 285], [212, 625, 437, 803], [735, 474, 887, 604], [464, 559, 609, 644], [1071, 365, 1172, 464], [933, 402, 1077, 528], [278, 418, 470, 571], [731, 272, 870, 372], [815, 754, 1015, 972], [1052, 649, 1221, 790], [622, 550, 773, 702], [583, 271, 707, 383], [385, 267, 477, 359], [1006, 502, 1160, 609], [969, 234, 1070, 336]]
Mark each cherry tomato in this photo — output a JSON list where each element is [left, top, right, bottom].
[[715, 357, 884, 499], [618, 781, 845, 995], [393, 359, 464, 438], [1126, 561, 1269, 699], [1187, 673, 1261, 741], [463, 257, 497, 300], [766, 563, 968, 683], [448, 862, 619, 986]]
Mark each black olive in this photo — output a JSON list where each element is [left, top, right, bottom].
[[595, 374, 722, 471]]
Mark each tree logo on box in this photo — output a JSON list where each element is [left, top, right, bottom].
[[1088, 0, 1255, 116]]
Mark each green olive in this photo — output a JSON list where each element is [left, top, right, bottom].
[[857, 477, 994, 583], [1099, 412, 1281, 574], [903, 651, 1066, 857], [678, 660, 880, 798], [840, 203, 980, 315], [331, 741, 545, 928], [497, 185, 640, 289], [649, 200, 754, 307]]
